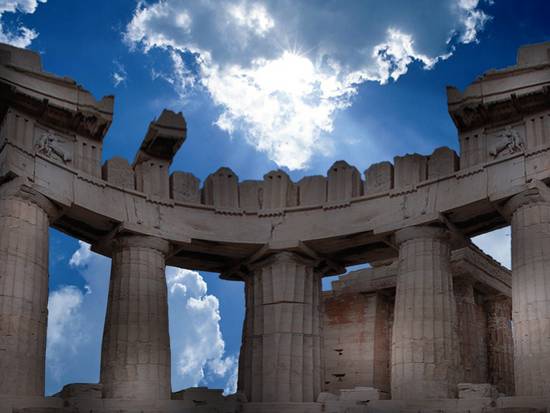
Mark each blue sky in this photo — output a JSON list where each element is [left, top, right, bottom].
[[1, 0, 547, 396]]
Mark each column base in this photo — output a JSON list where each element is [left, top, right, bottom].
[[3, 393, 550, 413]]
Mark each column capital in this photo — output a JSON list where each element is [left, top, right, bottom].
[[485, 294, 512, 314], [395, 225, 449, 246], [246, 250, 319, 275], [0, 178, 60, 219], [113, 234, 171, 255], [485, 293, 512, 303], [502, 180, 550, 218], [221, 243, 345, 280]]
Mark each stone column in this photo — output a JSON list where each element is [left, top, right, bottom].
[[100, 235, 171, 400], [505, 186, 550, 396], [0, 186, 56, 396], [238, 252, 322, 403], [454, 277, 488, 384], [485, 295, 514, 395], [391, 226, 459, 399]]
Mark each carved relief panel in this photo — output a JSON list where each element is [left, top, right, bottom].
[[34, 127, 74, 165], [459, 123, 527, 168], [486, 124, 526, 159]]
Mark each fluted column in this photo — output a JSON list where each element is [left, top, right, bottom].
[[454, 277, 488, 384], [505, 185, 550, 396], [391, 226, 459, 399], [0, 186, 56, 396], [100, 235, 171, 400], [238, 252, 322, 403], [486, 295, 514, 395]]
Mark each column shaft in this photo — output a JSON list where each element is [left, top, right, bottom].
[[0, 195, 51, 396], [238, 252, 322, 403], [100, 235, 171, 400], [391, 227, 459, 399], [454, 278, 488, 384], [486, 295, 514, 395], [510, 200, 550, 396]]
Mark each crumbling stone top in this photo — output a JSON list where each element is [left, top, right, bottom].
[[0, 43, 114, 141], [135, 109, 187, 163]]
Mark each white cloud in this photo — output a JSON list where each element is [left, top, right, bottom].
[[46, 241, 237, 395], [359, 29, 446, 85], [167, 267, 238, 394], [68, 240, 92, 267], [0, 0, 47, 48], [112, 60, 127, 87], [202, 51, 353, 169], [227, 2, 274, 36], [455, 0, 492, 44], [124, 0, 492, 170], [46, 241, 111, 394], [472, 226, 511, 269], [46, 285, 86, 380]]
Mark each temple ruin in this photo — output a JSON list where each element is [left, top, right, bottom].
[[0, 40, 550, 412]]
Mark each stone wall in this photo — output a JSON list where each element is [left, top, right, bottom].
[[321, 246, 514, 399]]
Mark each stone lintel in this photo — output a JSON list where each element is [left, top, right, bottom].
[[328, 245, 511, 298]]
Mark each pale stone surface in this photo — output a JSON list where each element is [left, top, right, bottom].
[[298, 176, 326, 206], [239, 252, 322, 403], [102, 157, 134, 189], [506, 188, 550, 397], [393, 154, 428, 188], [171, 387, 225, 404], [316, 392, 338, 402], [486, 295, 514, 396], [54, 383, 102, 399], [133, 110, 186, 199], [239, 180, 262, 212], [322, 245, 513, 401], [339, 387, 383, 401], [364, 161, 393, 194], [134, 158, 170, 198], [100, 235, 171, 400], [454, 277, 488, 384], [0, 189, 54, 397], [261, 170, 295, 210], [457, 383, 498, 399], [170, 171, 200, 203], [202, 167, 239, 209], [327, 161, 361, 203], [391, 226, 459, 399], [323, 291, 391, 395], [428, 147, 459, 180]]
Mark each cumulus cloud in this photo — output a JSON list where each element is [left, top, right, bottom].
[[124, 0, 492, 169], [46, 241, 237, 395], [167, 267, 238, 394], [46, 285, 86, 380], [45, 241, 111, 394], [68, 240, 93, 267], [0, 0, 47, 48]]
